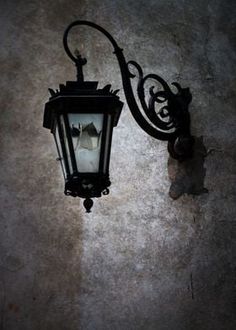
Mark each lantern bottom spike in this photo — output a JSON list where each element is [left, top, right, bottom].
[[83, 198, 93, 213]]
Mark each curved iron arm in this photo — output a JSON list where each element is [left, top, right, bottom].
[[63, 20, 194, 159]]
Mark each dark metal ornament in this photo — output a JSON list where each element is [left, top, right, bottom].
[[43, 74, 123, 212], [43, 20, 194, 212], [83, 198, 93, 213]]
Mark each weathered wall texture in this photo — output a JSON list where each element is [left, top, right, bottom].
[[0, 0, 236, 329]]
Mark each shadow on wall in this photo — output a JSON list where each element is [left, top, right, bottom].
[[168, 136, 209, 199]]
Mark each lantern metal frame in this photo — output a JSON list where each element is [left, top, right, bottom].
[[43, 20, 194, 212], [44, 80, 123, 212]]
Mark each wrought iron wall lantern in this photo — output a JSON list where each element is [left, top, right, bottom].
[[43, 20, 194, 212]]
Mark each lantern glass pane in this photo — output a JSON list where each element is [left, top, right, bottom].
[[60, 116, 73, 175], [54, 125, 66, 179], [103, 115, 113, 174], [68, 113, 104, 173]]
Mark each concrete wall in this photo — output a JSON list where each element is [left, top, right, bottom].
[[0, 0, 236, 329]]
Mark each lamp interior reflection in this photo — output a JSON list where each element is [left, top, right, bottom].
[[68, 113, 103, 172]]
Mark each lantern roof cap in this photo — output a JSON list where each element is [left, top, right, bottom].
[[43, 80, 123, 131], [48, 80, 120, 99]]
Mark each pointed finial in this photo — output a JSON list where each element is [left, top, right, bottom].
[[74, 48, 87, 65], [73, 49, 87, 83]]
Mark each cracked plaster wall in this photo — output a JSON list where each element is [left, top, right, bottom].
[[0, 0, 236, 329]]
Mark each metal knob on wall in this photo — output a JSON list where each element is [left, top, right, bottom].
[[43, 20, 194, 212]]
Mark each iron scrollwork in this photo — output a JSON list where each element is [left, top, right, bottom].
[[63, 20, 194, 160], [126, 60, 194, 159]]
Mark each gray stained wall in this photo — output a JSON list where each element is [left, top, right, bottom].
[[0, 0, 236, 329]]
